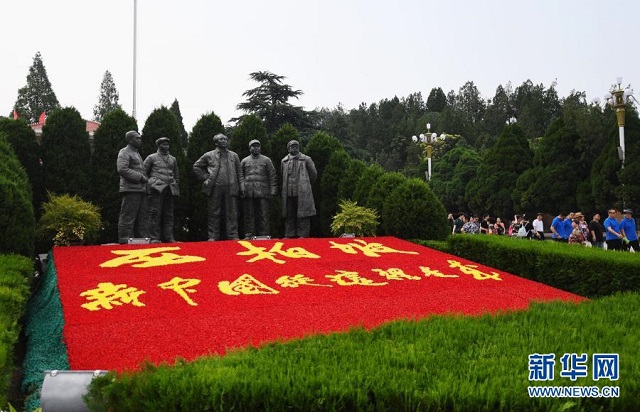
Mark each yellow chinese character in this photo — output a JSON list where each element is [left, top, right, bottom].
[[276, 274, 332, 288], [419, 266, 459, 278], [237, 241, 320, 264], [329, 240, 419, 257], [100, 247, 205, 268], [158, 277, 201, 306], [325, 270, 388, 286], [218, 274, 280, 296], [372, 268, 421, 281], [447, 260, 502, 281], [80, 282, 146, 311]]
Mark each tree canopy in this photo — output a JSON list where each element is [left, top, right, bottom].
[[14, 52, 60, 123], [93, 70, 121, 122]]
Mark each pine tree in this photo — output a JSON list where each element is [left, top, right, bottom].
[[14, 52, 60, 123], [93, 70, 122, 122], [169, 99, 189, 151]]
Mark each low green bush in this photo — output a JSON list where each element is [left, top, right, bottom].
[[446, 235, 640, 298], [0, 254, 33, 408], [37, 193, 101, 247], [86, 292, 640, 411]]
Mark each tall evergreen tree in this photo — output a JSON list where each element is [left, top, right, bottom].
[[90, 108, 138, 243], [93, 70, 122, 122], [230, 114, 268, 161], [319, 151, 352, 236], [141, 106, 189, 239], [0, 118, 43, 215], [40, 107, 92, 199], [14, 51, 60, 123], [169, 98, 189, 150], [185, 112, 225, 241], [236, 71, 309, 133], [426, 87, 447, 112]]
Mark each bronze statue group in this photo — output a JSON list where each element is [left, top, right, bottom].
[[116, 131, 317, 244]]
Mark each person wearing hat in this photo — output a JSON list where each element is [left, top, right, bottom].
[[281, 140, 317, 238], [620, 208, 638, 252], [144, 137, 180, 243], [116, 130, 150, 244], [239, 139, 277, 239], [193, 133, 242, 241]]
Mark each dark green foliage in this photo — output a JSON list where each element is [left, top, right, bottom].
[[0, 134, 35, 256], [0, 254, 33, 408], [0, 118, 43, 214], [40, 107, 92, 199], [90, 109, 138, 243], [336, 158, 366, 202], [185, 113, 225, 241], [430, 142, 481, 213], [352, 163, 384, 205], [447, 235, 640, 298], [13, 52, 60, 123], [229, 113, 268, 162], [141, 106, 189, 240], [93, 70, 121, 122], [85, 292, 640, 411], [169, 99, 189, 151], [304, 131, 344, 180], [381, 178, 449, 240], [318, 151, 351, 237], [426, 87, 446, 112], [366, 172, 407, 232], [466, 124, 533, 218]]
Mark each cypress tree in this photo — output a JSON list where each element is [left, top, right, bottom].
[[13, 51, 60, 123]]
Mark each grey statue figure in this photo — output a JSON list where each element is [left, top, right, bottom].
[[193, 133, 242, 241], [240, 139, 277, 239], [117, 130, 150, 244], [144, 137, 180, 243], [281, 140, 317, 238]]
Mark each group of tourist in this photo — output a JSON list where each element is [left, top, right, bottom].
[[448, 209, 638, 252], [116, 131, 317, 244]]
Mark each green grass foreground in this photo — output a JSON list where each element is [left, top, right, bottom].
[[86, 292, 639, 412]]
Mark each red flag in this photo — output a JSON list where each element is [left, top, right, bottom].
[[13, 109, 18, 120], [39, 111, 46, 124]]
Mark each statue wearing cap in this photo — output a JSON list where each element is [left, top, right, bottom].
[[281, 140, 317, 238], [193, 133, 242, 240], [143, 137, 180, 243], [116, 130, 150, 243], [239, 139, 277, 238]]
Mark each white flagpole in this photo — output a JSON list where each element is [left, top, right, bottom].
[[133, 0, 137, 120]]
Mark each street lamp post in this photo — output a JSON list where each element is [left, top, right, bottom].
[[604, 77, 635, 169], [412, 123, 444, 181]]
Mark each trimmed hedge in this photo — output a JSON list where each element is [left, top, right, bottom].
[[0, 254, 33, 408], [445, 235, 640, 298]]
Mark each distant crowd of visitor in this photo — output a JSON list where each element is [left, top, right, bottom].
[[448, 208, 639, 252]]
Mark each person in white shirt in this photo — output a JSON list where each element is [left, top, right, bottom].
[[532, 212, 545, 240]]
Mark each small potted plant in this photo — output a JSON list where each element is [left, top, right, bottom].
[[37, 193, 102, 247], [330, 199, 379, 237]]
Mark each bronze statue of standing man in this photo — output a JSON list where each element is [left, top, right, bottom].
[[240, 139, 277, 239], [193, 133, 242, 241], [117, 130, 150, 244], [144, 137, 180, 243], [281, 140, 317, 238]]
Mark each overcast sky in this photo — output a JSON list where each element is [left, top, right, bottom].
[[3, 0, 639, 133]]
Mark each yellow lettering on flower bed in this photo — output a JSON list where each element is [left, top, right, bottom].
[[325, 270, 388, 286], [218, 274, 279, 296], [158, 277, 201, 306], [80, 282, 146, 311], [372, 268, 421, 281], [237, 241, 320, 264], [447, 260, 502, 281], [100, 247, 205, 268], [329, 240, 419, 257], [419, 266, 459, 278], [276, 274, 332, 288]]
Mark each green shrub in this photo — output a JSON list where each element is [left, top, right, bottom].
[[330, 200, 379, 237], [0, 133, 35, 257], [381, 178, 449, 240], [366, 172, 406, 235], [37, 193, 101, 247]]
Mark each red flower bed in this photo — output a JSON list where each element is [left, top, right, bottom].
[[53, 237, 584, 371]]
